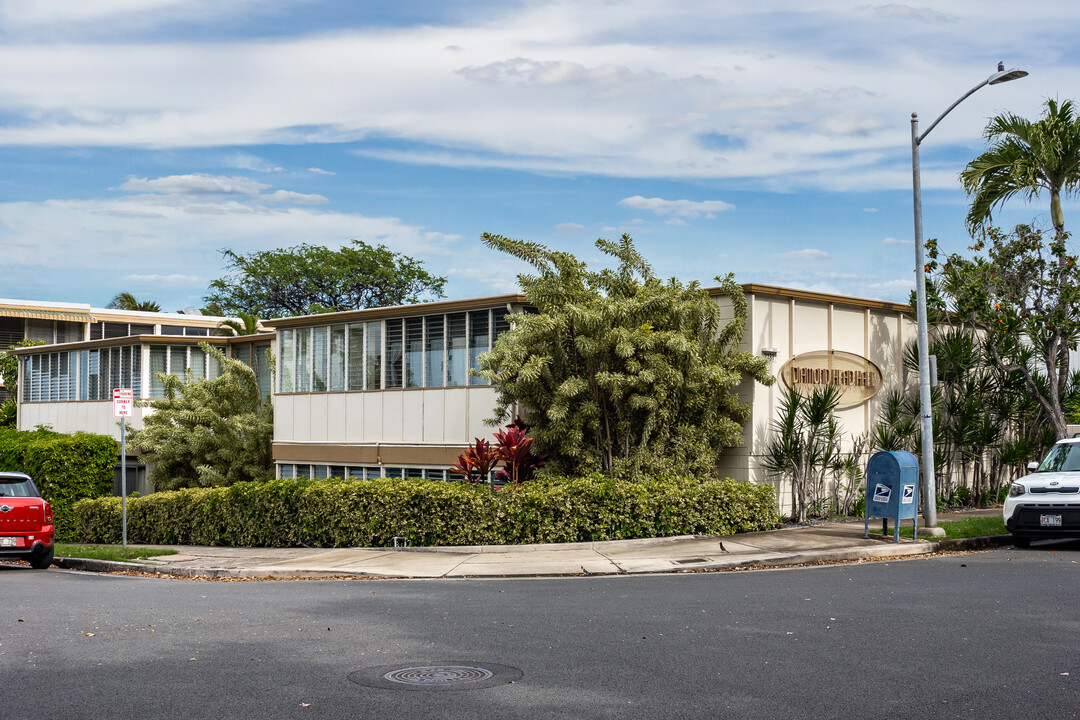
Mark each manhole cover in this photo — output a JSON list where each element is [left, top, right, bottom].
[[348, 662, 522, 691]]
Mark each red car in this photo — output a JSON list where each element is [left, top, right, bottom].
[[0, 472, 55, 569]]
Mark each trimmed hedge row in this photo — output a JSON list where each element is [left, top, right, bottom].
[[0, 427, 118, 541], [68, 475, 778, 547]]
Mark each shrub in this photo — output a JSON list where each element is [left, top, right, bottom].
[[0, 427, 117, 540], [69, 476, 778, 547]]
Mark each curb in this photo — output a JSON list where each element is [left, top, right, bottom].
[[51, 534, 1019, 580], [930, 534, 1015, 552]]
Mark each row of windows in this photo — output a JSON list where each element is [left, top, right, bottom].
[[88, 322, 212, 339], [277, 464, 488, 482], [278, 308, 512, 393], [147, 345, 223, 398], [22, 346, 141, 402], [20, 345, 225, 402]]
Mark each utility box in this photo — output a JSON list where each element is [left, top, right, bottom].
[[863, 450, 920, 542]]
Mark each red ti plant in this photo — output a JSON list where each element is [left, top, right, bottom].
[[493, 417, 545, 486], [449, 437, 500, 483]]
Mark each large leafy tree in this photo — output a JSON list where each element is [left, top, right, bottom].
[[129, 344, 274, 490], [926, 224, 1080, 439], [106, 292, 161, 312], [478, 233, 773, 479], [962, 99, 1080, 241], [204, 240, 446, 318]]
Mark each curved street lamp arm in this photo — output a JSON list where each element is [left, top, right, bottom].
[[917, 79, 990, 145]]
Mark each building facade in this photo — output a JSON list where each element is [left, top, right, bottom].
[[11, 286, 916, 509]]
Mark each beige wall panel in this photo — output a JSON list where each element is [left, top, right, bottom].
[[401, 391, 425, 443], [307, 394, 328, 443], [444, 390, 468, 444], [422, 389, 445, 443], [18, 402, 147, 439], [381, 392, 404, 443], [344, 393, 365, 443], [325, 393, 346, 443], [288, 396, 310, 443], [752, 297, 791, 358], [467, 387, 499, 443], [831, 306, 866, 355], [273, 395, 293, 443], [791, 301, 829, 355], [362, 393, 382, 442]]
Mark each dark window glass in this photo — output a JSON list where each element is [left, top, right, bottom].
[[446, 313, 466, 386], [405, 317, 424, 388], [385, 319, 403, 389], [425, 316, 444, 388]]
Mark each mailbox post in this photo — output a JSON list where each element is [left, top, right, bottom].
[[864, 450, 920, 543]]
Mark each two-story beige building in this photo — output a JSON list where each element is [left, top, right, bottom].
[[11, 285, 916, 508]]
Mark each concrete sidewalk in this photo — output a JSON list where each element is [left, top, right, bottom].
[[53, 511, 1010, 580]]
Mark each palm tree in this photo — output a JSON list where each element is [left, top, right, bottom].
[[217, 311, 262, 336], [106, 292, 161, 313], [961, 99, 1080, 240]]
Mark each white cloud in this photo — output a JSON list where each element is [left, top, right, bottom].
[[618, 196, 734, 218], [882, 236, 913, 246], [554, 222, 587, 234], [772, 248, 830, 261], [121, 174, 269, 196], [0, 2, 1063, 188], [124, 273, 202, 285], [0, 179, 468, 309], [665, 218, 688, 226], [863, 207, 878, 213], [228, 152, 283, 173], [308, 167, 336, 176], [867, 278, 914, 292], [262, 189, 329, 205]]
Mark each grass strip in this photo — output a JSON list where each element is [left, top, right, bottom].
[[56, 543, 178, 563], [868, 515, 1006, 539]]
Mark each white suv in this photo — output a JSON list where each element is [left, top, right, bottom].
[[1003, 437, 1080, 547]]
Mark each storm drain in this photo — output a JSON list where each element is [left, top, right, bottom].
[[348, 662, 522, 691]]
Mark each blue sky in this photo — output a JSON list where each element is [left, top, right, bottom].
[[1, 0, 1075, 313]]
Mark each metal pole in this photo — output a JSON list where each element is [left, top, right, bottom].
[[910, 113, 938, 530], [121, 417, 128, 547], [907, 65, 1026, 533]]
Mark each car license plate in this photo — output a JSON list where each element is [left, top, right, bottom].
[[0, 537, 15, 547], [1040, 514, 1063, 527]]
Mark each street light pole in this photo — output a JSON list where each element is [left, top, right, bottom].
[[910, 63, 1027, 532]]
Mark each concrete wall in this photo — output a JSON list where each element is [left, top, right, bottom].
[[18, 400, 146, 439], [715, 289, 916, 514], [273, 386, 501, 460]]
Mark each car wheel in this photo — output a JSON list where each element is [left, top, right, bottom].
[[1012, 535, 1031, 549], [29, 546, 54, 569]]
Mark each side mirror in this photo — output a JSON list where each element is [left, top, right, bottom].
[[1027, 461, 1039, 471]]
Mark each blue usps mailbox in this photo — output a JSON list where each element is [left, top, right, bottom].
[[863, 450, 920, 542]]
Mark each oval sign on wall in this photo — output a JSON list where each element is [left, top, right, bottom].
[[778, 350, 882, 407]]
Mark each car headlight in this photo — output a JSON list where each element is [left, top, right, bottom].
[[1009, 483, 1026, 498]]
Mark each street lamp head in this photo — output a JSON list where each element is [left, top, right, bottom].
[[989, 63, 1028, 85]]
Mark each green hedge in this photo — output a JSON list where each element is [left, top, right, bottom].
[[67, 475, 778, 547], [0, 427, 118, 541]]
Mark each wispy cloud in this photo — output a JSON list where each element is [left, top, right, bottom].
[[121, 174, 268, 196], [228, 152, 283, 173], [882, 237, 913, 246], [618, 196, 734, 218], [772, 248, 830, 261], [125, 273, 202, 285], [554, 222, 587, 234], [308, 167, 335, 176]]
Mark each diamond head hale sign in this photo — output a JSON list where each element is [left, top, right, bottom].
[[778, 350, 882, 407]]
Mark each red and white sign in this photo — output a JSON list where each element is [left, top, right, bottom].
[[113, 388, 134, 418]]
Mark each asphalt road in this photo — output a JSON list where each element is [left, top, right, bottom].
[[2, 543, 1078, 720]]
